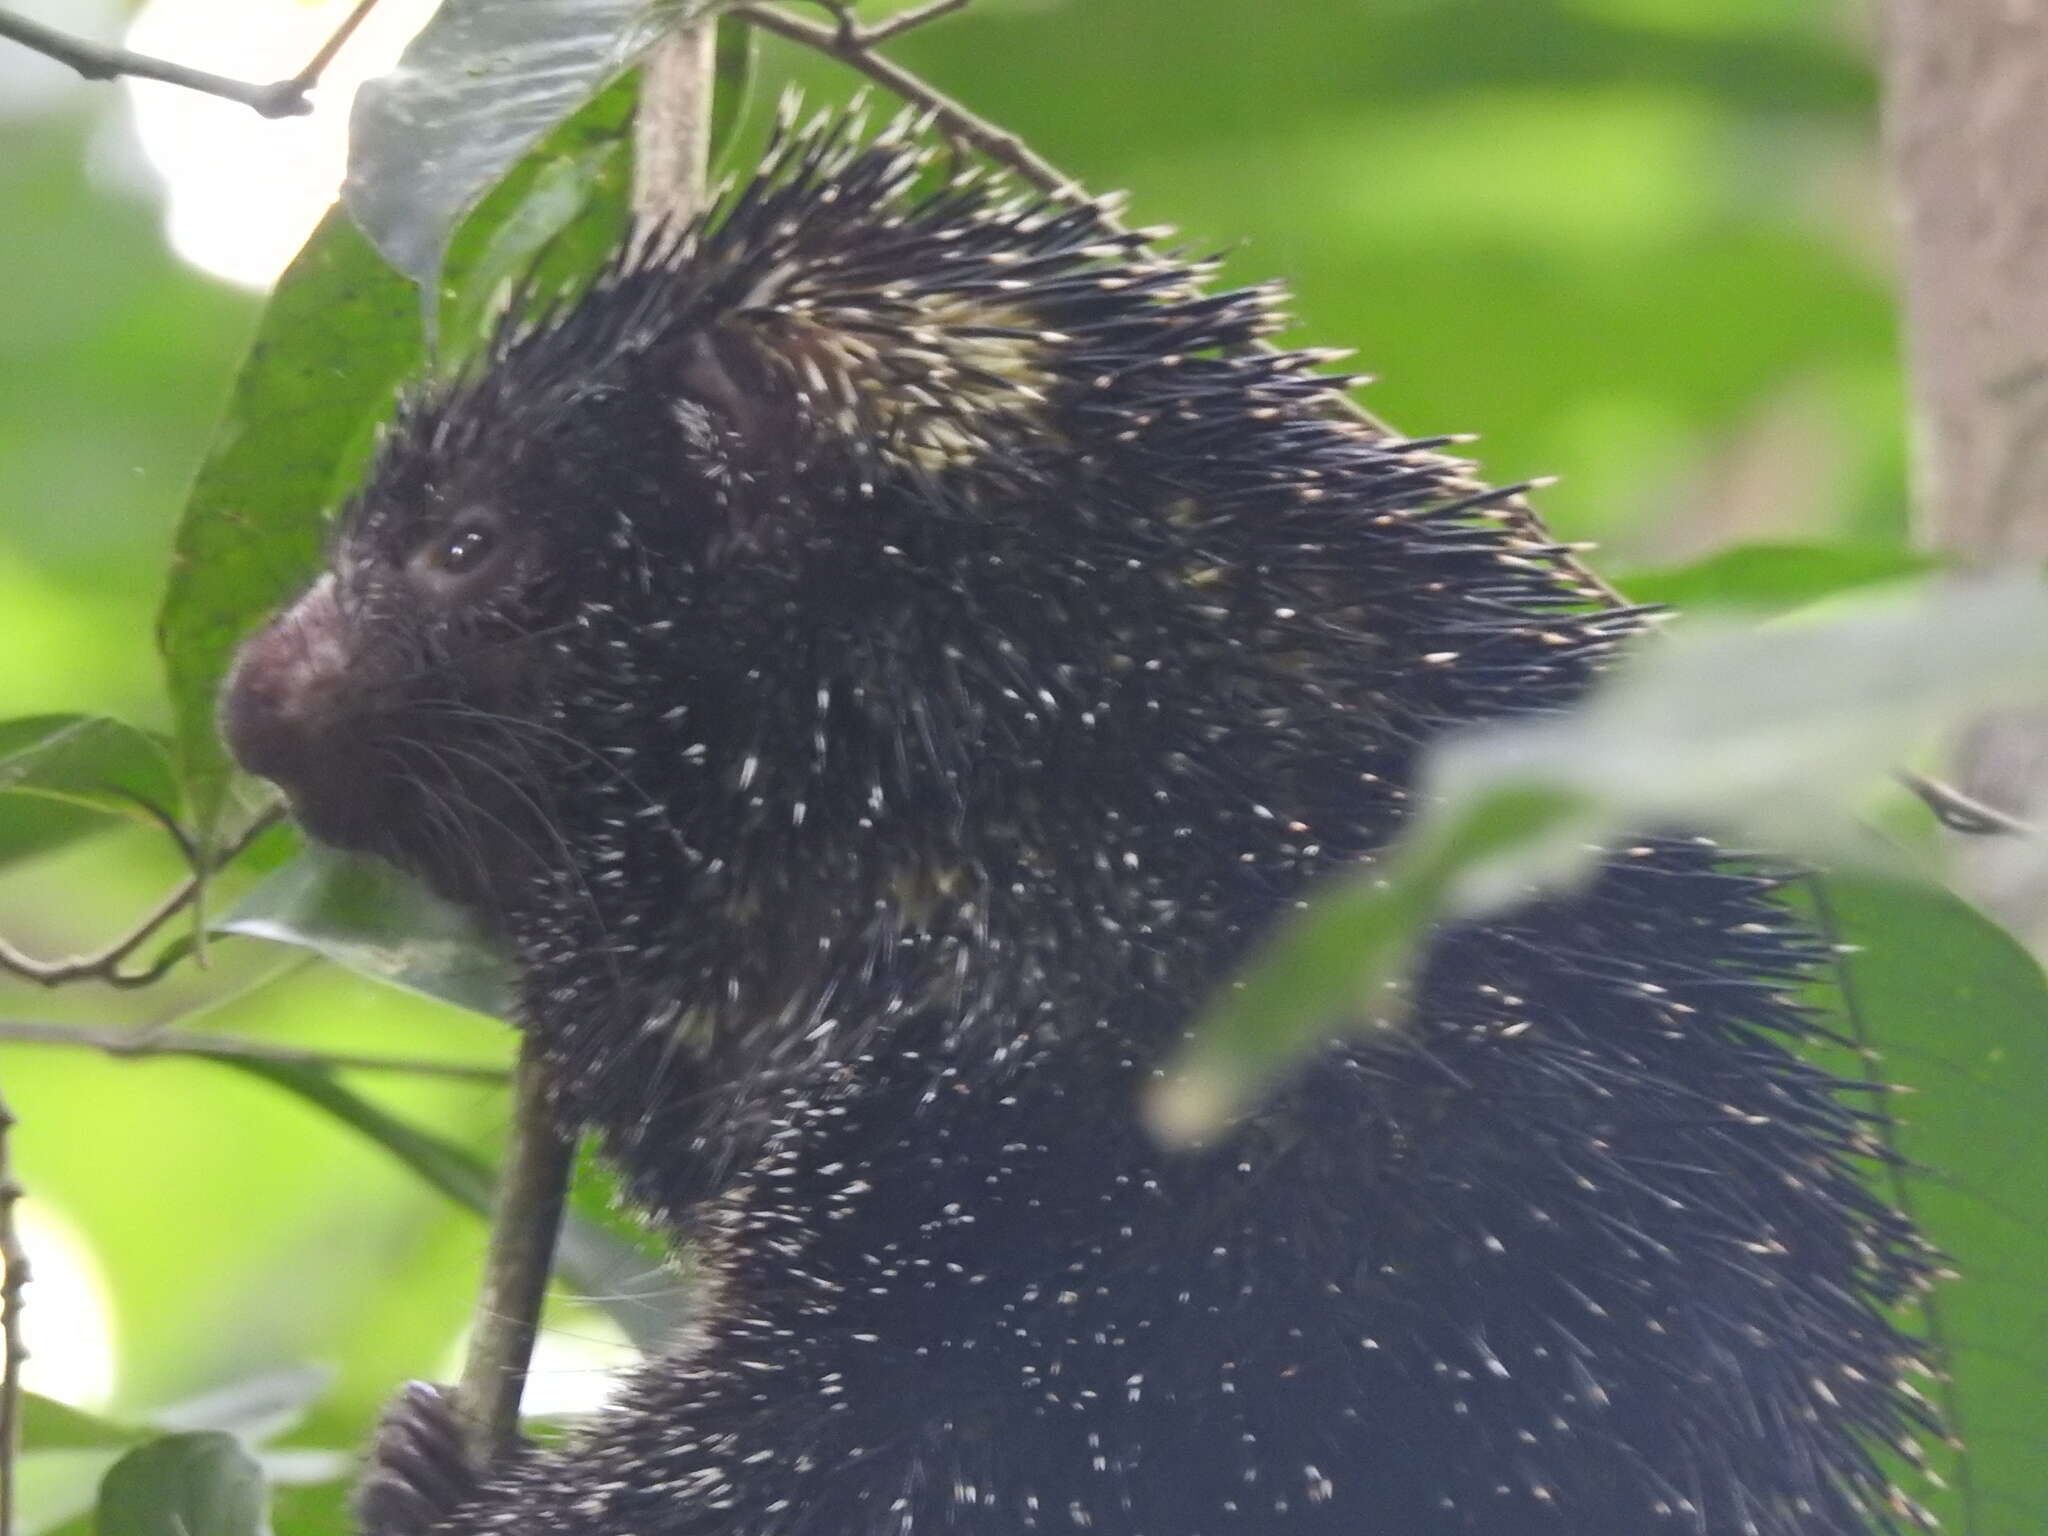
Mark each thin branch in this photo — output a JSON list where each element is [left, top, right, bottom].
[[736, 1, 1628, 609], [454, 1042, 571, 1465], [287, 0, 385, 93], [787, 0, 970, 49], [862, 0, 972, 47], [742, 3, 1082, 193], [0, 805, 284, 989], [0, 0, 383, 119], [447, 8, 724, 1479], [0, 1090, 25, 1536], [0, 1019, 507, 1082], [1900, 769, 2040, 837]]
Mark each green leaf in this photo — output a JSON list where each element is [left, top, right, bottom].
[[1421, 577, 2048, 867], [23, 1396, 144, 1453], [1612, 540, 1941, 617], [1813, 875, 2048, 1536], [0, 716, 180, 825], [21, 1366, 336, 1530], [1150, 785, 1589, 1142], [345, 0, 722, 292], [94, 1432, 266, 1536], [155, 212, 423, 852], [216, 846, 514, 1020], [0, 716, 182, 870], [0, 799, 108, 874], [707, 14, 757, 175], [437, 73, 641, 366], [1160, 577, 2048, 1139]]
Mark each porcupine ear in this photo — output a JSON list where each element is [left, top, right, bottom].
[[600, 101, 1108, 496], [505, 98, 1284, 519]]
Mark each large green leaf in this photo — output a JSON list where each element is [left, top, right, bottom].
[[432, 14, 752, 361], [22, 1389, 344, 1536], [0, 715, 182, 870], [346, 0, 723, 292], [0, 716, 179, 823], [1149, 784, 1589, 1143], [1815, 875, 2048, 1536], [94, 1432, 266, 1536], [436, 73, 641, 366], [155, 213, 423, 852], [1158, 578, 2048, 1136]]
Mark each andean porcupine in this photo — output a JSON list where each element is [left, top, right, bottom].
[[220, 108, 1943, 1536]]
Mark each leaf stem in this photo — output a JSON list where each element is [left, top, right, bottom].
[[0, 805, 284, 989]]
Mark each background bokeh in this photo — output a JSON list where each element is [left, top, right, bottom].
[[0, 0, 1946, 1530]]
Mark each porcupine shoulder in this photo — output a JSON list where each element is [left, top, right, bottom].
[[221, 107, 1943, 1536]]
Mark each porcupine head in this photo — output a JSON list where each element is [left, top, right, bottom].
[[219, 104, 1944, 1536]]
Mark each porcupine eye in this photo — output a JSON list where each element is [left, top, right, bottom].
[[409, 512, 508, 602]]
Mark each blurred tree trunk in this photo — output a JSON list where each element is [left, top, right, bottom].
[[1880, 0, 2048, 937]]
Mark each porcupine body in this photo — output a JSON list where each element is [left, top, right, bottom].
[[221, 110, 1941, 1536]]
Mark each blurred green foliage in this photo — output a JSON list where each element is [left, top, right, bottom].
[[7, 0, 2036, 1532]]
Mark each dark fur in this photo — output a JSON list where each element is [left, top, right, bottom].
[[222, 109, 1941, 1536]]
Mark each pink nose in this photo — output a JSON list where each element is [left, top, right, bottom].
[[218, 575, 352, 788]]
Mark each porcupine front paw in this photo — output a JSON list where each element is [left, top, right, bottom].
[[357, 1382, 482, 1536]]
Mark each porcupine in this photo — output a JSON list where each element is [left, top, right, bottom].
[[220, 106, 1943, 1536]]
